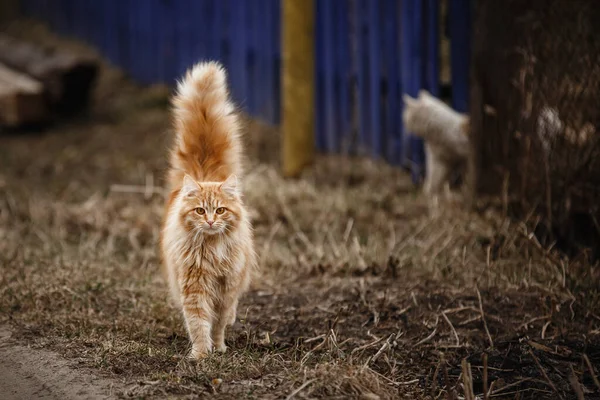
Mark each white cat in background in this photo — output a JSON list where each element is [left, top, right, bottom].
[[402, 90, 470, 204]]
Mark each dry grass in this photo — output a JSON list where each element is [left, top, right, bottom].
[[1, 21, 600, 400]]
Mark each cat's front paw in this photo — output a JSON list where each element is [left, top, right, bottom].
[[228, 313, 236, 326], [214, 342, 228, 353], [189, 344, 212, 360]]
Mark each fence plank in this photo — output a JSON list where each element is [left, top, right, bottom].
[[410, 0, 425, 182], [322, 0, 336, 152], [383, 0, 401, 163], [335, 0, 351, 153], [355, 0, 369, 153], [118, 0, 130, 73], [128, 0, 138, 81], [140, 0, 153, 83], [261, 0, 275, 123], [449, 0, 471, 112], [401, 0, 425, 181], [254, 1, 266, 121], [102, 1, 118, 65], [282, 0, 315, 177], [215, 0, 227, 64], [425, 0, 440, 97], [203, 0, 217, 61], [271, 0, 281, 124], [315, 0, 325, 151], [229, 0, 247, 108], [400, 0, 413, 166], [367, 0, 382, 157], [160, 0, 176, 83], [247, 1, 258, 116], [18, 0, 442, 180]]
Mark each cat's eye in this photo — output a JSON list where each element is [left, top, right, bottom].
[[215, 207, 225, 215], [195, 207, 205, 215]]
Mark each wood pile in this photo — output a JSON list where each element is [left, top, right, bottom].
[[0, 34, 98, 128]]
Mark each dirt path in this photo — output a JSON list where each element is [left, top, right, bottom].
[[0, 327, 121, 400]]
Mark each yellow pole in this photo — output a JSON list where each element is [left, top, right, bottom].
[[282, 0, 315, 178]]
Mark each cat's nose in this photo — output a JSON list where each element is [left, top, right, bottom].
[[207, 220, 214, 227]]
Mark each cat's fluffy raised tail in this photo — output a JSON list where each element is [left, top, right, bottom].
[[168, 61, 242, 187], [161, 62, 256, 359]]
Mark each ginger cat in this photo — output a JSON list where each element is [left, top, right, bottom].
[[161, 62, 256, 359]]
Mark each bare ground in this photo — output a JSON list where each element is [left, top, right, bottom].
[[1, 21, 600, 400], [0, 326, 121, 399]]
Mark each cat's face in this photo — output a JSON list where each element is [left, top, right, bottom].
[[178, 175, 241, 236], [402, 93, 426, 131], [402, 90, 436, 133]]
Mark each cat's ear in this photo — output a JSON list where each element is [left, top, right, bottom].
[[403, 94, 417, 107], [220, 175, 239, 198], [182, 174, 200, 196], [418, 89, 430, 99]]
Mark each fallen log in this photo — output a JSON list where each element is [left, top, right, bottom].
[[0, 62, 48, 127], [0, 34, 98, 114]]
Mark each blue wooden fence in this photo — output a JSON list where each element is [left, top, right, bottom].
[[314, 0, 438, 179], [20, 0, 281, 124], [19, 0, 470, 180]]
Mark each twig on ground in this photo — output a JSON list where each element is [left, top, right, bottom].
[[476, 288, 494, 348], [342, 218, 354, 245], [365, 334, 393, 366], [568, 365, 584, 400], [489, 378, 532, 396], [483, 353, 489, 400], [285, 378, 316, 400], [300, 337, 326, 365], [461, 359, 474, 400], [396, 305, 411, 317], [397, 379, 419, 385], [350, 335, 387, 356], [583, 354, 600, 391], [528, 349, 561, 398], [458, 315, 482, 326], [443, 306, 479, 315], [411, 291, 419, 306], [474, 365, 515, 373], [416, 316, 439, 346], [518, 315, 551, 330], [303, 334, 326, 344], [436, 344, 472, 349], [527, 340, 558, 355], [363, 366, 418, 388], [431, 356, 442, 398], [489, 388, 553, 397], [541, 320, 551, 339], [441, 312, 460, 346], [442, 358, 454, 400]]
